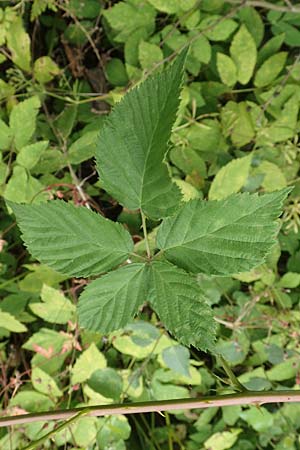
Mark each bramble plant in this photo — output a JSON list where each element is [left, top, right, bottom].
[[10, 51, 291, 353]]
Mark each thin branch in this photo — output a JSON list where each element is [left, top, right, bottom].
[[141, 212, 151, 259], [225, 0, 300, 13], [1, 391, 300, 427]]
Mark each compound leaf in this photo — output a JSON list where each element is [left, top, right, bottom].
[[148, 261, 216, 351], [157, 189, 291, 276], [96, 51, 187, 219], [78, 263, 148, 333], [11, 201, 134, 277]]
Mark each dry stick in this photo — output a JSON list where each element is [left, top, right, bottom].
[[2, 391, 300, 427]]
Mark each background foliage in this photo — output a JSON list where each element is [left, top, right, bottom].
[[1, 0, 300, 449]]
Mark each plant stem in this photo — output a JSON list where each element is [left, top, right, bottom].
[[219, 356, 248, 393], [141, 212, 151, 259], [23, 408, 90, 450], [2, 391, 300, 427]]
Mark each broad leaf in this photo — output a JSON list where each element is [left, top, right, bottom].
[[139, 40, 163, 70], [4, 165, 46, 204], [254, 52, 287, 87], [162, 345, 190, 377], [147, 0, 180, 14], [9, 96, 41, 151], [220, 101, 255, 148], [103, 1, 156, 43], [258, 96, 299, 144], [253, 160, 287, 192], [68, 131, 98, 164], [11, 200, 134, 277], [157, 189, 291, 276], [230, 25, 257, 85], [30, 284, 75, 324], [0, 119, 13, 150], [238, 6, 265, 47], [31, 367, 62, 397], [78, 263, 148, 333], [209, 154, 252, 200], [16, 141, 48, 170], [0, 309, 27, 333], [216, 53, 237, 87], [23, 328, 72, 375], [204, 430, 241, 450], [199, 16, 238, 41], [33, 56, 60, 83], [257, 33, 285, 67], [87, 368, 123, 401], [71, 343, 107, 385], [6, 17, 31, 72], [95, 51, 187, 219], [148, 261, 216, 350]]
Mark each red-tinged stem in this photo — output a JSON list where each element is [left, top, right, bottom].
[[1, 391, 300, 427]]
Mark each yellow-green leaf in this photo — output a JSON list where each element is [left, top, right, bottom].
[[6, 17, 31, 71], [31, 367, 63, 397], [216, 53, 237, 87], [254, 52, 287, 87], [0, 309, 27, 333], [230, 25, 257, 85], [30, 284, 76, 324], [71, 343, 107, 384], [209, 154, 252, 200]]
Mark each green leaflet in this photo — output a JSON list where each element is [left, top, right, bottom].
[[10, 201, 134, 277], [216, 53, 237, 87], [148, 261, 216, 351], [9, 96, 41, 151], [95, 51, 187, 220], [6, 16, 31, 72], [230, 25, 257, 85], [0, 119, 13, 150], [0, 309, 27, 333], [254, 52, 287, 87], [71, 343, 107, 385], [156, 189, 291, 276], [30, 284, 75, 324], [209, 154, 252, 200], [16, 141, 48, 170], [78, 263, 148, 333], [78, 260, 216, 351], [162, 344, 190, 377]]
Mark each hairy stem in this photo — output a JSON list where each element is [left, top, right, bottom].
[[141, 212, 151, 259], [2, 391, 300, 427]]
